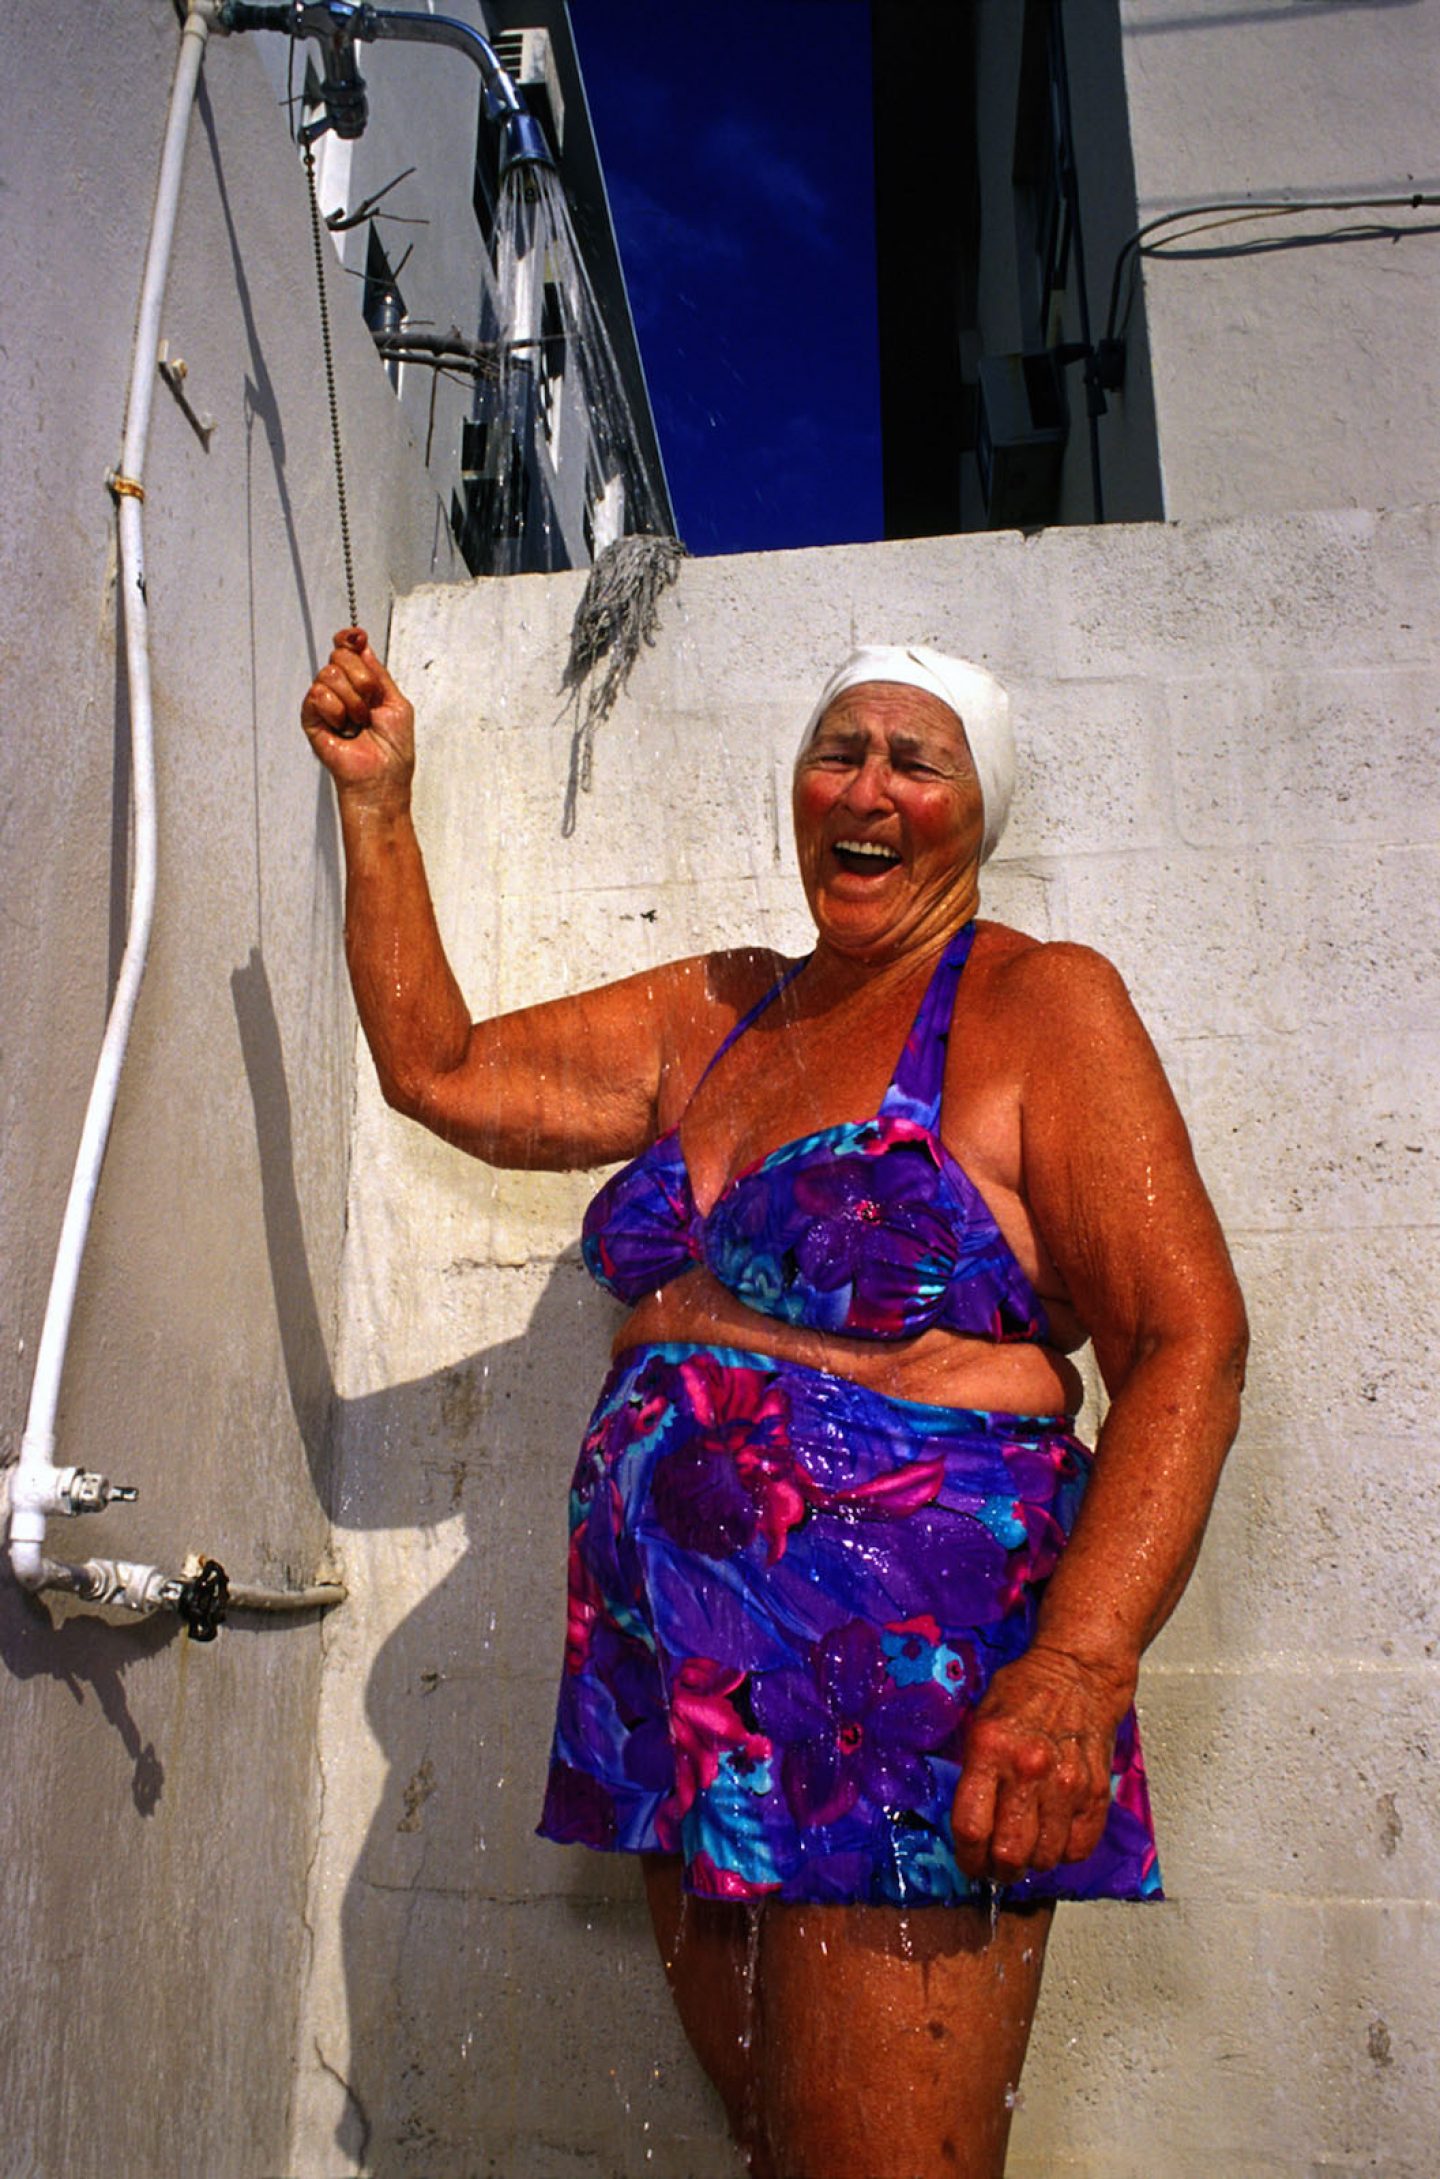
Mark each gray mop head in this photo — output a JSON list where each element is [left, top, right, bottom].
[[561, 533, 686, 834]]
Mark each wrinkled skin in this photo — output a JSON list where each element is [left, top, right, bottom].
[[303, 636, 1248, 2176]]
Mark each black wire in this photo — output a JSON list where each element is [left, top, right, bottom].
[[1140, 217, 1440, 263], [1050, 2, 1104, 524], [1106, 191, 1440, 344], [303, 140, 359, 628]]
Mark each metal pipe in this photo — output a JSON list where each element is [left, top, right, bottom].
[[9, 0, 220, 1601], [227, 1578, 348, 1612], [217, 2, 554, 172], [7, 1, 357, 1629], [366, 7, 524, 114]]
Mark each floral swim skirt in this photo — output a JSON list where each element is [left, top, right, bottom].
[[537, 1343, 1161, 1906]]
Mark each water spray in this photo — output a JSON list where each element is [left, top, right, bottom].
[[217, 2, 556, 179], [218, 3, 685, 810]]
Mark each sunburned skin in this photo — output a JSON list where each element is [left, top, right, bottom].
[[792, 683, 986, 960], [301, 633, 1248, 2179], [617, 925, 1091, 1418]]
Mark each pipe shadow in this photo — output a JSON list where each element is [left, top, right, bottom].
[[197, 80, 321, 675], [0, 1583, 174, 1816], [231, 944, 339, 1505], [232, 945, 644, 2175]]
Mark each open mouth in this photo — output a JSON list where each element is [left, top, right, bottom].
[[831, 839, 901, 876]]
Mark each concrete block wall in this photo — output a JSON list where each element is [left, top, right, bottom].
[[291, 506, 1439, 2175], [0, 6, 461, 2173]]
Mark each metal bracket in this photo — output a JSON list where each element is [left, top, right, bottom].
[[157, 341, 216, 446]]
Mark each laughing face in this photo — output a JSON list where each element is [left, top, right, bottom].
[[792, 683, 984, 960]]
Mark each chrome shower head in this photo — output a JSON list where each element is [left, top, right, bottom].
[[499, 109, 556, 180]]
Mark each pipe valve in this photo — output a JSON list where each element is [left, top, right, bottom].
[[57, 1468, 139, 1516], [78, 1555, 230, 1638], [175, 1558, 229, 1641]]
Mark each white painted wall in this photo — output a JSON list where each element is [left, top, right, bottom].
[[0, 5, 460, 2171], [293, 506, 1439, 2177], [967, 0, 1439, 530], [1118, 0, 1440, 518]]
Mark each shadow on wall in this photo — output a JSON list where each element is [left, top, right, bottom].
[[232, 948, 686, 2176], [200, 82, 322, 680], [0, 1586, 174, 1818]]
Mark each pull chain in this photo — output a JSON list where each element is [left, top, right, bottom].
[[303, 139, 358, 628]]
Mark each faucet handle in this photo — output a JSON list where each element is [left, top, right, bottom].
[[175, 1558, 229, 1642]]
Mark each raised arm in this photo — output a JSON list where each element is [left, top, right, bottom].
[[302, 630, 686, 1170], [951, 944, 1248, 1885]]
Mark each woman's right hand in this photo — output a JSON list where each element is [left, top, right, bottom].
[[300, 628, 415, 807]]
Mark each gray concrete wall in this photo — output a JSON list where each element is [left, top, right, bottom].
[[968, 0, 1166, 531], [0, 5, 460, 2173], [1118, 0, 1440, 518], [293, 506, 1439, 2175]]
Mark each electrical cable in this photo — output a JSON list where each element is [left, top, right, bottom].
[[1048, 5, 1104, 523], [1106, 190, 1440, 345]]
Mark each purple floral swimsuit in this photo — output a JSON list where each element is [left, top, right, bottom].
[[537, 927, 1162, 1905]]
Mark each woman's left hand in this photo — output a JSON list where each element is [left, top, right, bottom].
[[950, 1642, 1135, 1883]]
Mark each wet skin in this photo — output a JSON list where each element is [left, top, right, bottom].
[[303, 637, 1248, 2177], [791, 682, 987, 964], [644, 1853, 1052, 2179]]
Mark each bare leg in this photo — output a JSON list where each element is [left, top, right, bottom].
[[755, 1894, 1051, 2179], [644, 1853, 769, 2162], [643, 1854, 1051, 2179]]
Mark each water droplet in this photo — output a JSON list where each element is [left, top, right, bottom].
[[478, 165, 666, 575], [738, 1905, 763, 2053]]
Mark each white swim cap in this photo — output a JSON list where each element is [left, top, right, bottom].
[[797, 644, 1015, 864]]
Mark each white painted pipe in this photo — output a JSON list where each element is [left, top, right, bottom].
[[10, 1, 219, 1593]]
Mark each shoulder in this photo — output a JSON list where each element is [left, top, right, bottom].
[[641, 946, 798, 1023], [970, 924, 1142, 1042], [647, 946, 799, 1096], [552, 948, 794, 1078], [702, 946, 800, 1011], [968, 929, 1176, 1136], [602, 946, 793, 1011]]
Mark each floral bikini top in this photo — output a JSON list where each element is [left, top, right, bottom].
[[581, 922, 1049, 1344]]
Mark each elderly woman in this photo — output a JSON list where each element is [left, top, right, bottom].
[[302, 631, 1246, 2179]]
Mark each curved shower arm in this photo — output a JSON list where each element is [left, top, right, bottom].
[[218, 1, 553, 166], [366, 8, 525, 121]]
